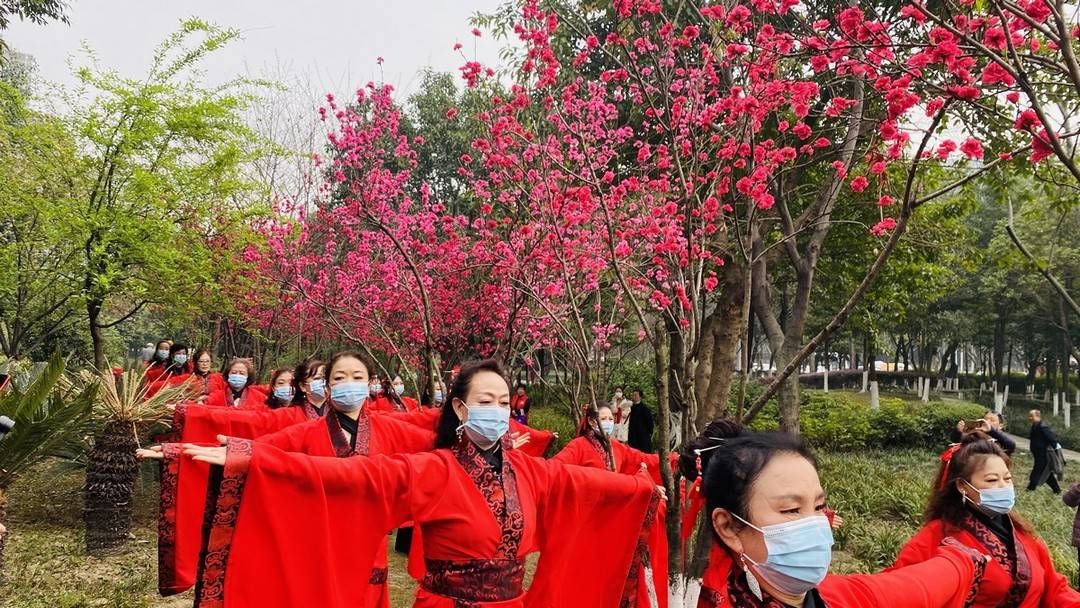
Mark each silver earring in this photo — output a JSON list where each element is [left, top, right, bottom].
[[741, 555, 764, 601]]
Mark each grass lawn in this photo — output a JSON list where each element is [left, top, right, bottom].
[[5, 434, 1080, 605]]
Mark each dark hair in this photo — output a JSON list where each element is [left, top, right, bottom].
[[265, 367, 295, 409], [701, 429, 817, 529], [191, 349, 214, 376], [435, 359, 508, 448], [926, 431, 1031, 533], [381, 377, 404, 409], [155, 339, 171, 350], [578, 404, 615, 471], [166, 343, 191, 373], [679, 418, 746, 481], [293, 358, 325, 404], [325, 351, 375, 382]]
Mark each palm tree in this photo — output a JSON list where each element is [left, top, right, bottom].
[[0, 352, 96, 579], [81, 364, 189, 555]]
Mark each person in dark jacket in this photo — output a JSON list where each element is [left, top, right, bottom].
[[983, 412, 1016, 456], [1028, 409, 1062, 493], [626, 389, 654, 453], [1063, 481, 1080, 586]]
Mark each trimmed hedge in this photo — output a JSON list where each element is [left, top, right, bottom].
[[752, 390, 986, 452]]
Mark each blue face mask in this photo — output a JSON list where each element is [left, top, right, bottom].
[[434, 390, 444, 403], [227, 373, 248, 390], [156, 349, 170, 361], [394, 384, 405, 395], [308, 379, 326, 400], [370, 384, 382, 395], [173, 354, 188, 366], [463, 404, 510, 447], [965, 481, 1015, 515], [600, 420, 615, 436], [330, 382, 369, 412], [734, 514, 833, 596], [273, 386, 294, 401]]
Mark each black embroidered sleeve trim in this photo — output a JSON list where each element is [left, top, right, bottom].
[[193, 437, 253, 608], [157, 443, 182, 595]]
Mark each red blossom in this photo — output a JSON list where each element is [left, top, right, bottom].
[[960, 137, 984, 160], [870, 217, 898, 236], [850, 176, 869, 192]]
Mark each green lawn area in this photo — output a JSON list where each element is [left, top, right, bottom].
[[5, 410, 1080, 605]]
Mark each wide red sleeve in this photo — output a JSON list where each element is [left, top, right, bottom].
[[525, 457, 660, 608], [1031, 533, 1080, 607], [387, 407, 442, 431], [178, 406, 307, 443], [551, 437, 592, 466], [819, 540, 988, 608], [511, 419, 555, 457], [888, 522, 945, 570], [156, 442, 214, 596], [196, 443, 448, 608]]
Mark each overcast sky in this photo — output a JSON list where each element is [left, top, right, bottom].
[[3, 1, 508, 101]]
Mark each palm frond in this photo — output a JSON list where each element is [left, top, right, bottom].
[[83, 363, 191, 424], [0, 352, 95, 489]]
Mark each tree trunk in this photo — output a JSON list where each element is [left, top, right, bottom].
[[84, 420, 140, 555], [992, 313, 1007, 392], [652, 324, 682, 577], [774, 344, 802, 434], [88, 298, 106, 371], [697, 263, 747, 428]]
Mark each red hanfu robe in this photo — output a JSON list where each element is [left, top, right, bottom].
[[892, 515, 1080, 608], [553, 433, 671, 608], [698, 541, 987, 608], [194, 435, 660, 608], [205, 385, 268, 409], [255, 411, 436, 608], [144, 361, 168, 384], [156, 404, 320, 596], [190, 372, 227, 398]]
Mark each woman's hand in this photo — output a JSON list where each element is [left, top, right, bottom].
[[830, 513, 844, 530], [511, 431, 531, 450], [136, 445, 165, 460], [184, 444, 227, 466], [655, 485, 668, 501]]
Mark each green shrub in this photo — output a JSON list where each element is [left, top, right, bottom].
[[790, 391, 985, 452]]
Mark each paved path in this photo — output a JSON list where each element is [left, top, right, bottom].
[[1006, 433, 1080, 463]]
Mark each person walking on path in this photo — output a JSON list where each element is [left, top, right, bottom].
[[627, 389, 654, 453], [1027, 409, 1062, 494]]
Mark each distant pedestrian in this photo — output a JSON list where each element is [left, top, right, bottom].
[[1027, 409, 1062, 493], [510, 385, 531, 424], [627, 389, 654, 453]]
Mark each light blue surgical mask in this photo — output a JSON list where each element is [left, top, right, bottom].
[[370, 384, 382, 395], [462, 404, 510, 447], [734, 513, 833, 596], [173, 354, 188, 366], [156, 349, 170, 361], [965, 480, 1015, 515], [433, 390, 444, 403], [308, 379, 326, 401], [330, 382, 369, 412], [600, 420, 615, 436], [227, 373, 248, 390], [273, 386, 294, 402], [394, 384, 405, 395]]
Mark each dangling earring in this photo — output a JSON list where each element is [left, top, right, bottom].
[[741, 554, 764, 601]]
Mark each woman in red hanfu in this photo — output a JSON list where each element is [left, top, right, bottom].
[[252, 351, 437, 608], [692, 424, 991, 608], [143, 339, 172, 384], [189, 349, 226, 401], [205, 358, 267, 408], [387, 402, 556, 458], [554, 404, 677, 607], [262, 367, 295, 409], [290, 357, 327, 418], [138, 377, 323, 596], [184, 359, 662, 608], [890, 431, 1080, 608], [145, 343, 192, 397], [393, 375, 421, 412]]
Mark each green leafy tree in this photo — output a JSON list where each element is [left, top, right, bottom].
[[69, 19, 268, 369]]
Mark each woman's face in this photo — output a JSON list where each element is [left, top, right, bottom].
[[173, 348, 188, 360], [598, 407, 615, 423], [712, 452, 826, 565], [328, 356, 369, 388], [302, 365, 325, 392], [228, 362, 248, 377], [273, 371, 294, 388], [959, 455, 1012, 504], [196, 353, 212, 373], [452, 370, 510, 422]]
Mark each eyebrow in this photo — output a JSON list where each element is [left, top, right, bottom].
[[771, 493, 827, 502]]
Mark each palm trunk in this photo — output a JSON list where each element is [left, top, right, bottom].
[[84, 420, 140, 555]]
